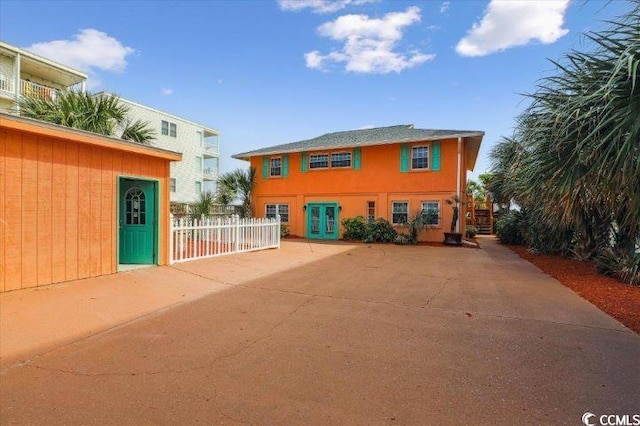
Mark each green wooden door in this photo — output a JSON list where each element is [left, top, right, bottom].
[[119, 179, 156, 264], [307, 203, 338, 240]]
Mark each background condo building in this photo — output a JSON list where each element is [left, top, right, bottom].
[[0, 41, 87, 113], [116, 97, 221, 205]]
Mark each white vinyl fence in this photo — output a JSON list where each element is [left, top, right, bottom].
[[170, 214, 280, 264]]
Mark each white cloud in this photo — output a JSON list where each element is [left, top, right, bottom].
[[455, 0, 570, 57], [440, 1, 450, 13], [217, 79, 224, 84], [305, 6, 434, 74], [25, 29, 135, 73], [161, 88, 173, 96], [278, 0, 376, 14]]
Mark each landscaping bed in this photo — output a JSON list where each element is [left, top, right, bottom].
[[508, 245, 640, 334]]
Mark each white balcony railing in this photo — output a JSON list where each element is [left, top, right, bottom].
[[0, 73, 62, 102], [0, 73, 15, 93], [203, 167, 218, 180], [203, 143, 219, 157]]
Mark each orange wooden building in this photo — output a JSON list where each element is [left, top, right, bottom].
[[0, 113, 181, 292], [233, 125, 484, 242]]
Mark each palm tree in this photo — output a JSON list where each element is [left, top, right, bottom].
[[491, 3, 640, 283], [192, 191, 215, 217], [216, 167, 256, 218], [18, 91, 155, 144]]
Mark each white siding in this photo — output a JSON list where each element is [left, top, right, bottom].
[[120, 98, 220, 204]]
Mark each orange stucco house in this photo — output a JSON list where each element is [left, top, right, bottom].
[[233, 124, 484, 242], [0, 113, 181, 292]]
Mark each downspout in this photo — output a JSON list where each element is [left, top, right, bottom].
[[456, 136, 462, 233]]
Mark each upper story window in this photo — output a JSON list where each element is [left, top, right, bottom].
[[170, 178, 176, 193], [309, 153, 329, 169], [196, 156, 203, 171], [161, 120, 177, 137], [331, 152, 352, 168], [412, 146, 429, 169], [195, 181, 202, 194], [270, 157, 282, 177]]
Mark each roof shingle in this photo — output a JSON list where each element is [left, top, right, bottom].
[[232, 124, 484, 159]]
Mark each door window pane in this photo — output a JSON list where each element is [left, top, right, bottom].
[[125, 188, 146, 225]]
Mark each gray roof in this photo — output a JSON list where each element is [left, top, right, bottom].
[[232, 124, 484, 159]]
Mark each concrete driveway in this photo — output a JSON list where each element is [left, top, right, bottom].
[[1, 238, 639, 424]]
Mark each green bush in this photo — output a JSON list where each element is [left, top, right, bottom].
[[495, 210, 526, 245], [280, 224, 290, 238], [465, 225, 478, 238], [341, 216, 368, 240], [364, 218, 397, 243]]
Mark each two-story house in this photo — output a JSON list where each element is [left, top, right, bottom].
[[232, 125, 484, 242], [115, 97, 221, 205], [0, 41, 87, 113]]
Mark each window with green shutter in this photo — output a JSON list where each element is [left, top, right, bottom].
[[301, 152, 308, 172]]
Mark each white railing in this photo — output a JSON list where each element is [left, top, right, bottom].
[[203, 166, 218, 180], [170, 214, 280, 264], [203, 143, 219, 156], [0, 73, 14, 93]]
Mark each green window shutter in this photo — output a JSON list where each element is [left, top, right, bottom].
[[353, 147, 361, 170], [400, 145, 409, 172], [301, 152, 307, 172], [282, 154, 289, 178], [431, 141, 441, 171], [262, 156, 269, 179]]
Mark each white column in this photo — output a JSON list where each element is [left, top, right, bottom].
[[456, 136, 462, 233], [13, 52, 21, 112]]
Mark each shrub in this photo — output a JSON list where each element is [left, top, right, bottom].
[[342, 216, 367, 240], [280, 224, 290, 238], [465, 225, 478, 238], [364, 218, 397, 243], [495, 210, 526, 245]]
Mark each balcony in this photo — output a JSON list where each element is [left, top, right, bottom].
[[203, 167, 219, 181], [203, 143, 219, 158], [0, 72, 62, 102]]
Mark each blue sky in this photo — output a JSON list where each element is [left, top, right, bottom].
[[0, 0, 633, 179]]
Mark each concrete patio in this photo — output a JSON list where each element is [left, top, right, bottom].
[[1, 237, 638, 424]]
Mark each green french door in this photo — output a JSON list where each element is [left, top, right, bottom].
[[307, 203, 339, 240], [119, 178, 157, 264]]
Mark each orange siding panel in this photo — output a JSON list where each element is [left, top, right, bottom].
[[4, 130, 22, 291], [37, 137, 53, 286], [65, 143, 79, 281], [90, 147, 102, 277], [21, 134, 38, 289], [101, 152, 114, 275], [77, 144, 92, 279], [51, 141, 67, 283], [0, 129, 5, 292]]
